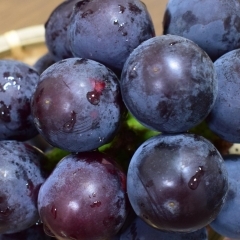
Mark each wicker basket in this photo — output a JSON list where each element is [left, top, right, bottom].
[[0, 25, 47, 65]]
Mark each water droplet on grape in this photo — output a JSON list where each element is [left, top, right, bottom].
[[63, 111, 77, 132], [188, 166, 204, 190], [113, 19, 119, 25], [0, 207, 12, 217], [118, 5, 126, 13], [0, 101, 11, 123], [169, 41, 179, 46], [26, 179, 34, 196], [86, 91, 101, 105], [129, 66, 138, 79], [90, 201, 101, 208], [99, 137, 104, 142]]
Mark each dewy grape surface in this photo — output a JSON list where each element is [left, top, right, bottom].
[[0, 0, 239, 239]]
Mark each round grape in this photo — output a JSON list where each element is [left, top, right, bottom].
[[44, 0, 79, 61], [38, 151, 128, 240], [68, 0, 155, 71], [121, 35, 217, 133], [163, 0, 240, 61], [127, 133, 228, 232], [31, 58, 124, 153], [207, 49, 240, 143]]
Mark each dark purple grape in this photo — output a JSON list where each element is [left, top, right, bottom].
[[44, 0, 79, 61], [119, 217, 208, 240], [0, 223, 53, 240], [207, 49, 240, 143], [210, 155, 240, 239], [120, 35, 217, 133], [127, 133, 228, 232], [33, 53, 55, 75], [31, 58, 124, 153], [0, 141, 47, 234], [163, 0, 240, 61], [68, 0, 155, 71], [38, 151, 128, 240], [0, 60, 40, 141]]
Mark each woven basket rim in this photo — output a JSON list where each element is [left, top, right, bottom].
[[0, 25, 45, 58]]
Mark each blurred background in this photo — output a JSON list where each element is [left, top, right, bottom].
[[0, 0, 166, 36]]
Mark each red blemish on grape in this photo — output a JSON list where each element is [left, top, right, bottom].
[[90, 79, 106, 93], [87, 79, 106, 105]]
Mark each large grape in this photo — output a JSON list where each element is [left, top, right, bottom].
[[38, 151, 128, 240], [120, 35, 217, 133], [44, 0, 79, 61], [127, 133, 228, 232], [210, 155, 240, 239], [68, 0, 155, 72], [207, 49, 240, 143], [163, 0, 240, 61], [0, 141, 47, 234], [0, 60, 39, 141], [31, 58, 124, 153]]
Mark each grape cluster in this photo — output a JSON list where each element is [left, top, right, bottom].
[[2, 0, 240, 239]]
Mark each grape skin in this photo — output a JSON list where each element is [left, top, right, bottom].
[[33, 53, 55, 75], [127, 133, 228, 232], [163, 0, 240, 61], [31, 58, 124, 153], [68, 0, 155, 71], [119, 217, 208, 240], [0, 60, 39, 141], [38, 151, 128, 240], [120, 35, 217, 133], [210, 155, 240, 239], [44, 0, 79, 61], [207, 49, 240, 143], [0, 141, 47, 234]]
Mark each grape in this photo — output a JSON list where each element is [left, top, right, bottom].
[[38, 151, 128, 240], [0, 60, 39, 141], [119, 217, 208, 240], [33, 53, 55, 75], [207, 49, 240, 143], [31, 58, 124, 153], [67, 0, 155, 72], [0, 223, 53, 240], [120, 35, 217, 133], [127, 133, 228, 232], [163, 0, 240, 61], [44, 0, 79, 61], [0, 141, 47, 234], [210, 155, 240, 239]]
